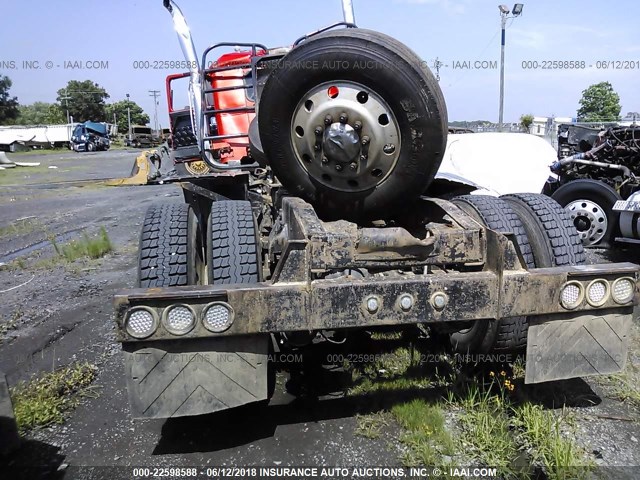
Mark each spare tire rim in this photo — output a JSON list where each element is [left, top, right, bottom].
[[291, 81, 401, 192], [566, 199, 607, 246]]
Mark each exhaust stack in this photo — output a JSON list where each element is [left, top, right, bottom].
[[163, 0, 203, 153], [341, 0, 356, 24]]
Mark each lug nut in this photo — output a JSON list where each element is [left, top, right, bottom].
[[349, 162, 358, 171], [339, 112, 348, 124], [314, 126, 323, 135], [324, 115, 333, 126], [354, 121, 362, 131], [314, 144, 321, 151], [335, 164, 343, 171], [322, 157, 329, 164], [383, 143, 396, 154], [360, 154, 368, 162], [361, 136, 370, 146]]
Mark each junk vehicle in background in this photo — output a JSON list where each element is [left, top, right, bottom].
[[126, 126, 155, 148], [71, 121, 111, 152], [111, 0, 639, 419], [546, 124, 640, 248]]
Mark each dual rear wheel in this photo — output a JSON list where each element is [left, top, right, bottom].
[[449, 193, 585, 353], [138, 200, 259, 288]]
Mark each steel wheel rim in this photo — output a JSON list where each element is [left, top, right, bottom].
[[566, 199, 608, 246], [290, 81, 401, 192]]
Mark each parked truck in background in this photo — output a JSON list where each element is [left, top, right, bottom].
[[126, 126, 155, 148], [545, 123, 640, 248], [70, 121, 111, 152]]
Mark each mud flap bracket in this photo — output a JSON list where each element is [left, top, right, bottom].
[[524, 308, 632, 384]]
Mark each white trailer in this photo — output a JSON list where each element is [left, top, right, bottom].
[[0, 122, 117, 151]]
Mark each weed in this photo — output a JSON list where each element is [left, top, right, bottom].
[[598, 352, 640, 409], [455, 380, 518, 475], [392, 399, 455, 468], [514, 403, 591, 480], [0, 217, 42, 239], [10, 362, 98, 431], [355, 412, 389, 439], [50, 227, 113, 264]]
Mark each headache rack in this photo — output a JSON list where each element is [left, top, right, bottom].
[[199, 42, 266, 161]]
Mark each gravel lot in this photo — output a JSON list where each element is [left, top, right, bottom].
[[0, 149, 638, 479]]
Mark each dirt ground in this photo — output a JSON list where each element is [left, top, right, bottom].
[[0, 149, 638, 479]]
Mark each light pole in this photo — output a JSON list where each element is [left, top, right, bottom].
[[498, 3, 523, 132], [126, 93, 132, 144]]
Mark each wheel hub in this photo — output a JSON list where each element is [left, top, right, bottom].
[[323, 123, 360, 164], [566, 199, 608, 246], [291, 81, 401, 192]]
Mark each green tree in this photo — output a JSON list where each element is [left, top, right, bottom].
[[105, 100, 150, 134], [0, 75, 19, 125], [519, 114, 534, 132], [577, 81, 621, 122], [56, 80, 110, 122], [15, 102, 66, 125]]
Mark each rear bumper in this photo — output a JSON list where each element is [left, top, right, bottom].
[[114, 262, 639, 341], [115, 262, 638, 418]]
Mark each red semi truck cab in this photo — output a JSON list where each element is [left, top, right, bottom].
[[166, 48, 275, 167]]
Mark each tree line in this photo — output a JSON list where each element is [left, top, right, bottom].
[[0, 76, 150, 134], [520, 81, 633, 131]]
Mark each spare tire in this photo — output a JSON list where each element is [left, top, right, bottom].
[[258, 28, 447, 221]]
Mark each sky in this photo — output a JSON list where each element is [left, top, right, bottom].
[[1, 0, 639, 127]]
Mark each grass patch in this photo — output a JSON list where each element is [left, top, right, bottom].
[[600, 364, 640, 409], [346, 344, 449, 396], [340, 332, 594, 475], [51, 227, 113, 262], [1, 227, 113, 272], [0, 258, 27, 271], [0, 217, 42, 239], [514, 403, 590, 480], [0, 164, 62, 185], [370, 330, 404, 341], [392, 399, 455, 467], [8, 148, 68, 156], [454, 381, 519, 475], [0, 308, 23, 338], [10, 362, 98, 431], [355, 412, 389, 439]]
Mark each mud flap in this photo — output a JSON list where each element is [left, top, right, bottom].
[[123, 335, 269, 419], [525, 309, 632, 384]]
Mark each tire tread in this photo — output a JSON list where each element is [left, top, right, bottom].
[[208, 201, 259, 284], [453, 195, 533, 350], [138, 203, 190, 288], [502, 193, 586, 266]]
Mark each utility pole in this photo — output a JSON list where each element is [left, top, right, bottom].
[[498, 4, 524, 132], [60, 89, 71, 124], [126, 93, 132, 144], [149, 90, 161, 134], [60, 89, 72, 144]]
